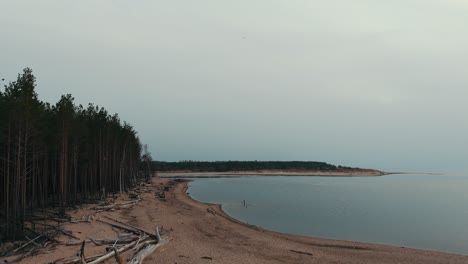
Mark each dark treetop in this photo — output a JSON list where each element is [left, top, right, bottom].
[[0, 68, 148, 240], [152, 160, 355, 172]]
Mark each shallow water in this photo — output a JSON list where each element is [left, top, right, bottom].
[[188, 173, 468, 255]]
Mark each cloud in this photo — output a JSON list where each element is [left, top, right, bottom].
[[1, 0, 467, 169]]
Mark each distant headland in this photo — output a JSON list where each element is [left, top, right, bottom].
[[151, 161, 387, 177]]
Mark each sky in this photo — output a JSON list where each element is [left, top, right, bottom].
[[1, 0, 467, 171]]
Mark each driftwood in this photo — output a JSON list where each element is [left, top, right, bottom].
[[128, 227, 167, 264], [51, 256, 81, 264], [66, 236, 138, 246], [10, 246, 37, 263], [157, 191, 166, 200], [133, 235, 147, 250], [6, 235, 42, 256], [155, 227, 161, 244], [82, 253, 106, 262], [66, 240, 91, 246], [25, 235, 43, 248], [289, 249, 313, 256], [93, 199, 141, 211], [60, 230, 80, 240], [103, 216, 159, 240], [79, 241, 86, 264], [99, 236, 137, 245], [86, 240, 138, 264], [53, 226, 167, 264], [207, 208, 217, 216], [113, 248, 124, 264], [42, 196, 168, 264], [50, 252, 107, 264], [96, 219, 141, 236], [71, 215, 92, 224], [128, 243, 158, 264]]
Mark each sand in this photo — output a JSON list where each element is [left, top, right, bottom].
[[157, 168, 387, 177], [9, 177, 468, 264]]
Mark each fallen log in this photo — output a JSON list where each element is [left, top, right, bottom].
[[100, 236, 137, 245], [155, 227, 161, 244], [96, 219, 141, 236], [6, 235, 42, 256], [103, 216, 159, 240], [133, 235, 148, 250], [128, 243, 158, 264], [79, 241, 86, 264], [82, 253, 106, 262], [93, 199, 141, 211], [11, 246, 37, 263], [25, 235, 43, 248], [66, 240, 91, 246], [70, 236, 137, 246], [50, 252, 107, 264], [128, 227, 167, 264], [113, 248, 124, 264], [289, 249, 313, 256], [60, 230, 80, 240], [86, 240, 138, 264], [50, 256, 81, 264]]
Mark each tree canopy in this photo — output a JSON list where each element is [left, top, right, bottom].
[[0, 68, 145, 240], [152, 160, 351, 172]]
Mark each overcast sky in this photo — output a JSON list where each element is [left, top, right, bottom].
[[1, 1, 468, 170]]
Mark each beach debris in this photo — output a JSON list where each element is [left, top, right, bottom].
[[157, 190, 166, 201], [86, 240, 138, 264], [53, 231, 164, 264], [5, 235, 42, 257], [70, 215, 93, 224], [102, 216, 159, 241], [129, 242, 159, 264], [78, 241, 86, 264], [51, 255, 82, 264], [60, 229, 80, 240], [112, 248, 123, 264], [3, 178, 164, 263], [92, 199, 141, 211], [128, 227, 168, 264], [201, 256, 213, 260], [206, 208, 217, 216], [59, 218, 168, 263], [289, 249, 313, 256]]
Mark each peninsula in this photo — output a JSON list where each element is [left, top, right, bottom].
[[152, 160, 387, 177]]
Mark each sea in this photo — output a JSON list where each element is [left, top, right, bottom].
[[186, 172, 468, 255]]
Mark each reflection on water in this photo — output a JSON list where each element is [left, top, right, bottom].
[[188, 173, 468, 255]]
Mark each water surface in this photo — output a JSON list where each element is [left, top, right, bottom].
[[188, 173, 468, 255]]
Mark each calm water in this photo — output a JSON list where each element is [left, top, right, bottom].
[[187, 173, 468, 255]]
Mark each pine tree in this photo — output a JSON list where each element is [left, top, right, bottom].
[[0, 68, 146, 240]]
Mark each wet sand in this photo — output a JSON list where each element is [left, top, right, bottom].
[[10, 177, 468, 264]]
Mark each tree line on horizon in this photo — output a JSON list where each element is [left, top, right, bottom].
[[152, 160, 351, 172], [0, 68, 146, 240]]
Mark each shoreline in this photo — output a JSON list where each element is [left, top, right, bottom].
[[6, 177, 467, 264], [180, 180, 466, 257], [174, 179, 467, 263], [158, 168, 389, 178]]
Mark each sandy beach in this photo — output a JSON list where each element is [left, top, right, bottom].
[[157, 168, 387, 177], [8, 177, 467, 264]]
